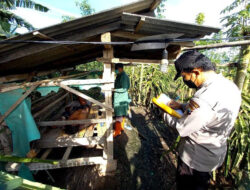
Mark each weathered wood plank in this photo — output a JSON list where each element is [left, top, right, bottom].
[[51, 79, 113, 86], [37, 118, 106, 126], [33, 31, 75, 52], [111, 30, 146, 40], [62, 147, 72, 161], [0, 72, 89, 93], [57, 84, 113, 111], [150, 0, 161, 10], [6, 156, 109, 171], [96, 57, 162, 64], [135, 17, 145, 32], [33, 93, 68, 119], [84, 125, 95, 137], [41, 148, 52, 159], [38, 136, 104, 148]]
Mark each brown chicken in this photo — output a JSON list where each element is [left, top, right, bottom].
[[64, 103, 90, 134]]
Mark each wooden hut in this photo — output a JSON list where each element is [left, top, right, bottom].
[[0, 0, 219, 176]]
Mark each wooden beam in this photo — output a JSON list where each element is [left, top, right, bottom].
[[0, 68, 74, 83], [182, 40, 250, 50], [97, 57, 162, 64], [33, 93, 69, 119], [44, 79, 113, 86], [0, 73, 29, 83], [135, 17, 145, 33], [111, 31, 146, 40], [33, 31, 54, 40], [6, 156, 109, 171], [41, 148, 52, 159], [58, 84, 113, 111], [38, 136, 104, 148], [34, 31, 75, 52], [37, 118, 106, 126], [150, 0, 161, 11], [0, 72, 92, 93], [0, 84, 40, 125], [101, 32, 112, 49], [62, 147, 72, 161]]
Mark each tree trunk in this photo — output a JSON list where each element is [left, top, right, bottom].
[[242, 61, 250, 93], [234, 45, 250, 91]]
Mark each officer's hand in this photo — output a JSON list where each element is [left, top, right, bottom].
[[168, 100, 182, 109]]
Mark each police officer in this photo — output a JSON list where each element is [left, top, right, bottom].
[[163, 51, 241, 190]]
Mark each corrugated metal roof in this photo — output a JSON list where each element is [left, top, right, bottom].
[[121, 13, 219, 37], [0, 0, 220, 76]]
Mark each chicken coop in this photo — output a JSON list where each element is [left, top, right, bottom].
[[0, 0, 219, 181]]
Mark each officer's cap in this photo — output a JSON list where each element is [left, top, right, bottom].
[[174, 51, 213, 80]]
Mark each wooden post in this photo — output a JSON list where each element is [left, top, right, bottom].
[[101, 32, 114, 164]]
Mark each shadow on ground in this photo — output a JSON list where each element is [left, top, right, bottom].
[[114, 106, 178, 190]]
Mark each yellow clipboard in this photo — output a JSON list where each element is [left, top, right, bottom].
[[152, 97, 182, 119]]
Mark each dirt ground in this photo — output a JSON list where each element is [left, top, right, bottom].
[[113, 106, 178, 190], [34, 106, 179, 190]]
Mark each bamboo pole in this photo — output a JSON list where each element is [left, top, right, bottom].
[[234, 45, 250, 91], [182, 40, 250, 50], [138, 64, 144, 105]]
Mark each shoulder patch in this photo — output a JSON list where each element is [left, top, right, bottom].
[[185, 100, 200, 115]]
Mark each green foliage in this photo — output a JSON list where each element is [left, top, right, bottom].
[[61, 15, 76, 23], [0, 0, 49, 39], [0, 171, 65, 190], [125, 64, 190, 107], [75, 0, 95, 16], [0, 154, 58, 164], [194, 31, 240, 69], [81, 87, 104, 101], [76, 61, 103, 71], [220, 0, 249, 37], [224, 92, 249, 187], [156, 0, 167, 18], [125, 55, 248, 188], [195, 13, 205, 25]]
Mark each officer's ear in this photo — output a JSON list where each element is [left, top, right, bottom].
[[192, 68, 202, 76]]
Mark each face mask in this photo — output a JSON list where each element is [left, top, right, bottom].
[[183, 79, 197, 89], [183, 73, 198, 89], [115, 69, 119, 74]]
